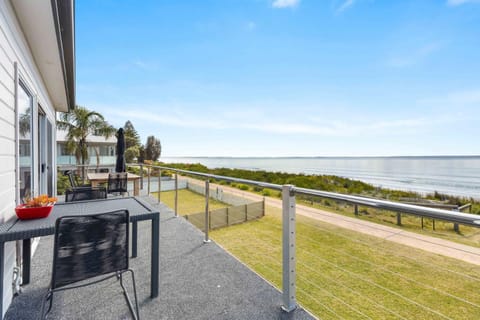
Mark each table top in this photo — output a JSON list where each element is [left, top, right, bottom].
[[87, 172, 140, 180], [0, 197, 158, 242]]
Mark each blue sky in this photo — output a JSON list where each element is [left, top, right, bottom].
[[76, 0, 480, 157]]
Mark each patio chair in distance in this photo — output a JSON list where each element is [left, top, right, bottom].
[[107, 172, 129, 196], [64, 186, 107, 202], [39, 210, 140, 320], [63, 170, 90, 189]]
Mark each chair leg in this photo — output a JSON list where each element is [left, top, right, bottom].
[[119, 270, 140, 320], [39, 290, 53, 320]]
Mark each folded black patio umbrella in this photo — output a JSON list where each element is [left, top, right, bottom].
[[115, 128, 126, 173]]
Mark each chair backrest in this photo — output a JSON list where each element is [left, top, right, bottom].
[[51, 210, 130, 289], [63, 170, 78, 188], [107, 172, 128, 193], [65, 187, 107, 202]]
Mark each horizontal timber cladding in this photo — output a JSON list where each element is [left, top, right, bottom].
[[185, 200, 265, 231]]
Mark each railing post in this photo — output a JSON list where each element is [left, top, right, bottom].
[[157, 169, 161, 203], [174, 173, 178, 217], [204, 179, 211, 243], [147, 166, 151, 195], [282, 184, 297, 312], [354, 204, 358, 216], [140, 164, 144, 190], [453, 208, 460, 233], [263, 196, 266, 217], [226, 207, 230, 226]]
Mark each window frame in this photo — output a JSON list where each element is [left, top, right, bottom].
[[15, 64, 40, 204]]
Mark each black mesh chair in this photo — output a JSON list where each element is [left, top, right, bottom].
[[107, 172, 129, 196], [40, 210, 140, 319], [63, 170, 90, 189], [65, 186, 107, 202]]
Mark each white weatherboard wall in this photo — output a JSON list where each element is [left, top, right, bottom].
[[0, 0, 58, 316]]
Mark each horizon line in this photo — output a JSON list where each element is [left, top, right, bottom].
[[160, 154, 480, 159]]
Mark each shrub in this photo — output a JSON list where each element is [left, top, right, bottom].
[[56, 174, 70, 195], [127, 166, 140, 175]]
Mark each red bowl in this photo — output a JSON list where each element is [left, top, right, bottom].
[[15, 204, 54, 220]]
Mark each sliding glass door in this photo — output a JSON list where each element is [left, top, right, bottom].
[[17, 83, 33, 201], [17, 82, 56, 202], [37, 108, 54, 196]]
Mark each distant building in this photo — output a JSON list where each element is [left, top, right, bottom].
[[56, 129, 117, 167]]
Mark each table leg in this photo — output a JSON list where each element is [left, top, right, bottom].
[[0, 242, 4, 318], [22, 239, 31, 284], [151, 213, 159, 298], [132, 221, 138, 258]]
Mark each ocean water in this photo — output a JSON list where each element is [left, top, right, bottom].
[[161, 156, 480, 199]]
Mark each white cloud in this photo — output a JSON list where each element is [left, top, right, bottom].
[[336, 0, 356, 13], [387, 42, 441, 68], [272, 0, 300, 9], [415, 89, 480, 130], [448, 89, 480, 104], [102, 104, 457, 138], [132, 60, 148, 69], [245, 21, 256, 31], [447, 0, 480, 6], [131, 59, 159, 71], [243, 116, 454, 136], [107, 109, 226, 130]]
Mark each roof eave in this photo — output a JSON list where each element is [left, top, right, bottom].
[[11, 0, 75, 112], [51, 0, 75, 112]]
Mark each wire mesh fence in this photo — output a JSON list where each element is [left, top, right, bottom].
[[184, 200, 265, 232]]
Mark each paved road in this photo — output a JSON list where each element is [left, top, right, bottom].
[[184, 177, 480, 266]]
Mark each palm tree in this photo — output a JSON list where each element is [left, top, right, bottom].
[[57, 106, 116, 179]]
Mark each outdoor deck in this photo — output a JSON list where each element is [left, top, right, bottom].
[[4, 195, 314, 320]]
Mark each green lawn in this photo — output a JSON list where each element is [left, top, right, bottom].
[[301, 199, 480, 248], [160, 189, 480, 319], [153, 189, 227, 215], [241, 186, 480, 248], [212, 206, 480, 319]]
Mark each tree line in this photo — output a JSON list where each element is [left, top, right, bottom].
[[58, 105, 162, 165]]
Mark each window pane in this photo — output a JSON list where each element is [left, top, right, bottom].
[[18, 84, 33, 201]]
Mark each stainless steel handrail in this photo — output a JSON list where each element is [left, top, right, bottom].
[[129, 163, 480, 227], [294, 187, 480, 227], [128, 162, 480, 313]]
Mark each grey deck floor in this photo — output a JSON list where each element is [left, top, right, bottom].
[[5, 196, 314, 320]]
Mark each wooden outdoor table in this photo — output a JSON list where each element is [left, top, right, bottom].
[[87, 172, 141, 196], [0, 197, 160, 317]]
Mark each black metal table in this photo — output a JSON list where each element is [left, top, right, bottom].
[[0, 197, 160, 317]]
